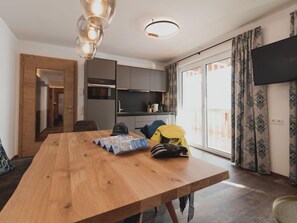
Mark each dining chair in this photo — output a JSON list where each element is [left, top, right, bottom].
[[273, 196, 297, 223], [73, 120, 98, 132]]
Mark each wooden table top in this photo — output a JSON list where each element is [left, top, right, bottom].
[[0, 130, 229, 223]]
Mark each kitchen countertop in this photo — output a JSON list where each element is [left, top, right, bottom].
[[117, 111, 175, 116]]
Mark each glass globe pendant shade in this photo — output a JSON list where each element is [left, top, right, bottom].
[[75, 37, 97, 60], [80, 0, 116, 29], [77, 15, 103, 46]]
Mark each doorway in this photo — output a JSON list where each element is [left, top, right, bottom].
[[177, 52, 231, 157], [35, 69, 65, 141], [19, 54, 77, 157]]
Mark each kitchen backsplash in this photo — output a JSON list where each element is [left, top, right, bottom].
[[118, 91, 162, 112]]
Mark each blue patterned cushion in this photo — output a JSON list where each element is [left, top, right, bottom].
[[0, 138, 14, 176]]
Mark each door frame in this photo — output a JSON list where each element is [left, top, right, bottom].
[[177, 51, 231, 158], [19, 54, 78, 157]]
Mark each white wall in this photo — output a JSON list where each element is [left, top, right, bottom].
[[14, 40, 164, 158], [261, 8, 293, 176], [18, 41, 165, 121], [0, 18, 19, 158], [2, 3, 296, 172], [176, 3, 297, 176], [18, 40, 86, 121], [236, 4, 296, 176]]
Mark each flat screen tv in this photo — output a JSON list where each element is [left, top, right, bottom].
[[251, 35, 297, 86]]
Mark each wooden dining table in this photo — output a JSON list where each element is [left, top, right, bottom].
[[0, 130, 229, 223]]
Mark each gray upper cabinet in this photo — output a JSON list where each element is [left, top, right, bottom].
[[130, 67, 150, 91], [86, 58, 116, 80], [116, 65, 167, 92], [117, 65, 131, 90], [150, 70, 167, 92]]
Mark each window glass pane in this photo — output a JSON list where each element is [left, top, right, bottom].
[[180, 67, 203, 146], [206, 58, 231, 153]]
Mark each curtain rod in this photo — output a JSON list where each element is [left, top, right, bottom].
[[175, 37, 233, 64]]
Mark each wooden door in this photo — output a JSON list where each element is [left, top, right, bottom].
[[19, 54, 77, 157]]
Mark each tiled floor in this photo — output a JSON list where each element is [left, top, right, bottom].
[[141, 148, 297, 223]]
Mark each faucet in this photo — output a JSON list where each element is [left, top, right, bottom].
[[118, 100, 123, 112]]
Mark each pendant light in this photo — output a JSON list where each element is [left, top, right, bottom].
[[77, 15, 103, 46], [75, 37, 97, 60], [80, 0, 116, 29]]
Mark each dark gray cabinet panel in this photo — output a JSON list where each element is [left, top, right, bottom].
[[117, 116, 135, 133], [87, 100, 115, 129], [150, 70, 167, 92], [117, 65, 131, 89], [86, 58, 116, 80], [130, 67, 150, 91]]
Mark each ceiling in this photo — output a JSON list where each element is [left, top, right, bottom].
[[0, 0, 295, 63]]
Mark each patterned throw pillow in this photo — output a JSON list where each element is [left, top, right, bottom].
[[0, 138, 14, 176]]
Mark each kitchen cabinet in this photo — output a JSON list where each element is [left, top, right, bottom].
[[85, 58, 116, 80], [117, 116, 135, 133], [134, 115, 156, 136], [117, 114, 175, 136], [155, 115, 174, 125], [150, 70, 167, 92], [117, 65, 167, 92], [117, 65, 131, 90], [130, 67, 151, 91]]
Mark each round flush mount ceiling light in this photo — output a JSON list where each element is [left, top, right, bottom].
[[145, 20, 179, 39]]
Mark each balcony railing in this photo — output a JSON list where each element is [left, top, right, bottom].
[[179, 109, 231, 154]]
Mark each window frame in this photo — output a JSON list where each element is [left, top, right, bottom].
[[177, 50, 232, 158]]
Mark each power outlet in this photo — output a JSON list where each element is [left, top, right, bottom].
[[271, 119, 284, 125]]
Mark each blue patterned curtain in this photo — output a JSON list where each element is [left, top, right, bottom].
[[289, 10, 297, 185], [164, 63, 177, 113], [231, 26, 271, 174]]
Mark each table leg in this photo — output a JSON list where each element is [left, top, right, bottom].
[[137, 212, 143, 223], [165, 201, 179, 223]]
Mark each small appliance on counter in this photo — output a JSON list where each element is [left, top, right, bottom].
[[152, 103, 159, 112]]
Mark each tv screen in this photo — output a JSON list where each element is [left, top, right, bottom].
[[251, 35, 297, 86]]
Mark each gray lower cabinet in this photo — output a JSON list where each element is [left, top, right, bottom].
[[134, 116, 156, 136], [150, 70, 166, 92], [130, 67, 150, 91], [87, 100, 116, 130], [117, 116, 135, 133], [117, 115, 175, 137], [155, 115, 174, 125]]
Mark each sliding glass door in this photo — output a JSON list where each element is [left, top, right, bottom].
[[177, 52, 231, 157], [206, 58, 231, 155], [180, 67, 203, 147]]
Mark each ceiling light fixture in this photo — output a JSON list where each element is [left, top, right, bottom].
[[77, 15, 103, 46], [75, 37, 97, 59], [76, 0, 116, 60], [80, 0, 116, 29], [145, 20, 179, 39]]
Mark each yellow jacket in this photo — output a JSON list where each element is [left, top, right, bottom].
[[150, 125, 190, 153]]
